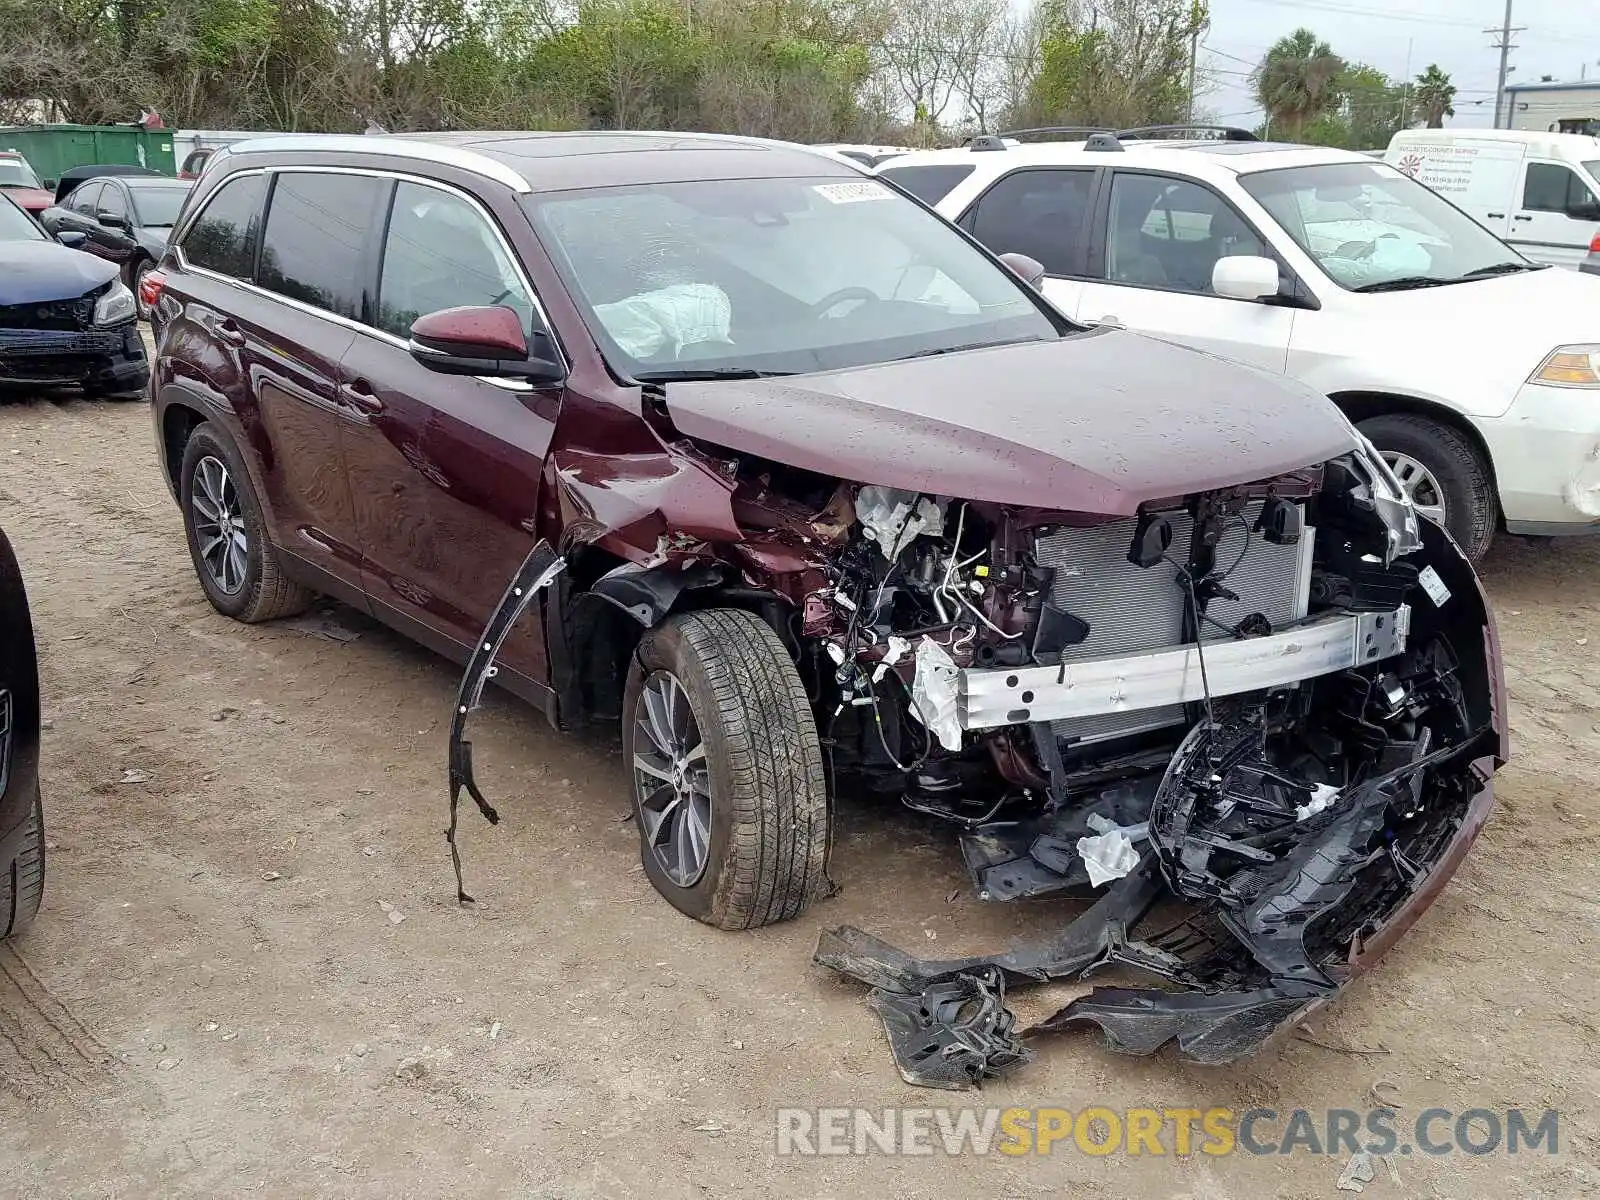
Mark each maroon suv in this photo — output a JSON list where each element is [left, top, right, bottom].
[[147, 132, 1505, 1080]]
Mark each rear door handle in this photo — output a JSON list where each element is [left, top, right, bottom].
[[338, 379, 385, 415], [1486, 211, 1506, 219], [213, 319, 245, 347]]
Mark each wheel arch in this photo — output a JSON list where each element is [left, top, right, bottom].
[[1329, 390, 1502, 499], [158, 397, 208, 495], [547, 548, 797, 728]]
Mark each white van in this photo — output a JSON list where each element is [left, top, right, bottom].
[[1385, 128, 1600, 268]]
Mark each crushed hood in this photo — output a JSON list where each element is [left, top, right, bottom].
[[664, 329, 1359, 513], [0, 241, 118, 306]]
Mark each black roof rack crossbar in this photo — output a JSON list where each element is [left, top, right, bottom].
[[1116, 124, 1259, 142], [968, 123, 1258, 155], [994, 126, 1109, 141]]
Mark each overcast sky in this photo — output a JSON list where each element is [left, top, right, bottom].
[[1195, 0, 1600, 129]]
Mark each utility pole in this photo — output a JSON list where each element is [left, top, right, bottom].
[[1187, 28, 1199, 123], [1401, 37, 1413, 128], [1488, 0, 1525, 129]]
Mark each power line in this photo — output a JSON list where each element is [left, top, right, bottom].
[[1201, 43, 1259, 69], [1231, 0, 1494, 30]]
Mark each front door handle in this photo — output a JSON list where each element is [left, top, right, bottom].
[[1513, 214, 1534, 222], [338, 379, 385, 415]]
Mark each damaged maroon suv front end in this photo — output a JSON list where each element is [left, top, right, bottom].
[[446, 160, 1505, 1088], [624, 334, 1506, 1086]]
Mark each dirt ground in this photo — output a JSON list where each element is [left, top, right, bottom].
[[0, 378, 1594, 1197]]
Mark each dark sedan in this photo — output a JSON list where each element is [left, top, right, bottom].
[[40, 176, 193, 320], [0, 193, 148, 399]]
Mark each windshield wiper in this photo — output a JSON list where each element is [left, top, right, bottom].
[[900, 336, 1052, 360], [1349, 276, 1464, 294], [1464, 261, 1543, 277], [633, 367, 797, 383]]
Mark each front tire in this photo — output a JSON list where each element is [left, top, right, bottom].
[[623, 609, 829, 930], [179, 424, 312, 622], [1358, 413, 1497, 561]]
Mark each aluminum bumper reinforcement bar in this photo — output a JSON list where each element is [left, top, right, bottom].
[[958, 607, 1410, 731]]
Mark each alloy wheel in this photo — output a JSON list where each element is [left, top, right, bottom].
[[190, 455, 248, 594], [1381, 450, 1447, 526], [632, 671, 712, 887]]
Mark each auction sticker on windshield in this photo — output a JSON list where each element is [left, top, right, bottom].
[[814, 181, 891, 203]]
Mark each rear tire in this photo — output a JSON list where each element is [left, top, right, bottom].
[[179, 424, 312, 623], [0, 786, 44, 939], [623, 609, 829, 930], [1358, 413, 1497, 561]]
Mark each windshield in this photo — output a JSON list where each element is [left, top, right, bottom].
[[0, 158, 41, 189], [0, 196, 44, 241], [1240, 161, 1528, 291], [524, 176, 1057, 377], [131, 185, 192, 227]]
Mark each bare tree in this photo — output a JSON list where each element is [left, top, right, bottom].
[[877, 0, 1007, 139]]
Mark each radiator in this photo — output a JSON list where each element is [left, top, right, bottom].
[[1032, 501, 1315, 747]]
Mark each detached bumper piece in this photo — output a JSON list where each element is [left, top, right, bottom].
[[819, 655, 1495, 1087], [869, 967, 1029, 1089]]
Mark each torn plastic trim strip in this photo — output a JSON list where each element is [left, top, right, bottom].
[[815, 857, 1165, 994], [447, 539, 566, 903], [957, 607, 1410, 731]]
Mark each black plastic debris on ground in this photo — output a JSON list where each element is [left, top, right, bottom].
[[868, 966, 1030, 1089]]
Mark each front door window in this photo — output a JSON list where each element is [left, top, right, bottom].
[[1105, 174, 1266, 294]]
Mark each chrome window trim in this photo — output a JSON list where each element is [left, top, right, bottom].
[[221, 136, 533, 193], [173, 164, 565, 383]]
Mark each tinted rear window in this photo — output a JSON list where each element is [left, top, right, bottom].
[[879, 164, 976, 205], [182, 173, 268, 279], [258, 172, 386, 318]]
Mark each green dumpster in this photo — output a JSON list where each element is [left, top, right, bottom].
[[0, 125, 177, 184]]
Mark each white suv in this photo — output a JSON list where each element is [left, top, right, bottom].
[[881, 128, 1600, 558]]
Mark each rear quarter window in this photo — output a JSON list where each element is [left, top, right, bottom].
[[878, 164, 976, 206], [182, 173, 269, 279]]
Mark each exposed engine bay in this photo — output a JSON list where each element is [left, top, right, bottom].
[[449, 426, 1503, 1089], [767, 443, 1502, 1087]]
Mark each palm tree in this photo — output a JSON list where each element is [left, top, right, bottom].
[[1254, 28, 1345, 141], [1414, 64, 1456, 128]]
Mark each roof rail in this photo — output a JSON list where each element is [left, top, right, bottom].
[[995, 126, 1108, 142], [1115, 124, 1259, 142]]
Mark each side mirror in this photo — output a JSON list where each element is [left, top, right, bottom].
[[408, 305, 564, 384], [998, 252, 1047, 290], [96, 209, 129, 230], [55, 230, 87, 249], [1212, 255, 1281, 301]]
